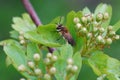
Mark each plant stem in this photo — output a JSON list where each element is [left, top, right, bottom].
[[22, 0, 55, 53], [22, 0, 41, 26]]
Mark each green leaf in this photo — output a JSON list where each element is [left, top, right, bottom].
[[27, 42, 40, 60], [54, 44, 73, 80], [94, 3, 112, 28], [50, 16, 65, 24], [12, 13, 36, 33], [24, 24, 66, 47], [6, 56, 12, 67], [88, 51, 120, 80], [82, 7, 91, 14], [113, 20, 120, 32], [10, 30, 19, 39]]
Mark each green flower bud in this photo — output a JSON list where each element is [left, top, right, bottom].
[[49, 67, 56, 74], [81, 27, 87, 33], [93, 21, 99, 27], [46, 53, 52, 58], [87, 15, 93, 22], [93, 27, 98, 32], [96, 36, 105, 44], [71, 65, 78, 73], [18, 64, 26, 72], [103, 12, 109, 20], [19, 35, 24, 40], [114, 35, 120, 40], [33, 53, 41, 61], [99, 27, 105, 33], [34, 68, 42, 76], [87, 33, 92, 39], [51, 55, 58, 62], [96, 13, 103, 21], [19, 31, 24, 35], [106, 38, 112, 44], [73, 17, 80, 23], [27, 61, 35, 69], [81, 16, 87, 24], [67, 58, 73, 65], [44, 58, 51, 65], [108, 26, 113, 31], [20, 40, 25, 44], [109, 31, 115, 36], [44, 74, 51, 80], [66, 64, 72, 71], [76, 23, 82, 29]]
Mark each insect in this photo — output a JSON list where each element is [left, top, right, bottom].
[[56, 17, 75, 46]]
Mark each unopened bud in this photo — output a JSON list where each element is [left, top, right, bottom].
[[81, 16, 87, 24], [71, 65, 78, 73], [20, 40, 25, 44], [49, 67, 56, 74], [99, 27, 105, 33], [66, 64, 72, 71], [18, 64, 26, 72], [44, 58, 51, 65], [34, 68, 42, 76], [44, 74, 51, 80], [108, 26, 113, 30], [19, 35, 24, 40], [81, 27, 87, 33], [27, 61, 35, 69], [46, 53, 52, 58], [19, 31, 24, 35], [97, 36, 105, 44], [73, 17, 80, 23], [96, 13, 103, 21], [103, 12, 109, 20], [93, 27, 98, 32], [114, 35, 120, 40], [87, 15, 93, 22], [87, 33, 92, 39], [67, 58, 73, 65], [51, 55, 58, 62], [109, 31, 115, 36], [33, 53, 40, 61], [76, 23, 82, 29], [106, 38, 112, 44]]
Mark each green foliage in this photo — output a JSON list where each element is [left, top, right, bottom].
[[1, 3, 120, 80]]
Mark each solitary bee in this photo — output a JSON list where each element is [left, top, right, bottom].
[[56, 17, 75, 46]]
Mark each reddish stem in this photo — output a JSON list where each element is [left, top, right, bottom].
[[22, 0, 55, 53], [22, 0, 41, 26]]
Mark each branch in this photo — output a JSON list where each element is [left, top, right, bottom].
[[22, 0, 41, 26], [22, 0, 55, 53]]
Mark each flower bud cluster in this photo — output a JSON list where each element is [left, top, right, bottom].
[[73, 12, 120, 49], [19, 31, 26, 45], [66, 58, 78, 74], [18, 52, 57, 80]]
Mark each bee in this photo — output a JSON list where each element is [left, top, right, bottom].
[[56, 17, 75, 46]]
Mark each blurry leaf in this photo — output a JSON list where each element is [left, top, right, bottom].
[[12, 13, 36, 33], [94, 3, 112, 28], [27, 42, 40, 60], [54, 44, 73, 80], [4, 43, 26, 67], [6, 56, 12, 67], [50, 16, 65, 24], [10, 30, 19, 39], [113, 20, 120, 32], [82, 7, 91, 14], [24, 24, 66, 47], [88, 51, 120, 80]]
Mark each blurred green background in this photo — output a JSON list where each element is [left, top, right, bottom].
[[0, 0, 120, 80]]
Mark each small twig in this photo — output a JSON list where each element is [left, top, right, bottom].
[[22, 0, 41, 26], [22, 0, 55, 53]]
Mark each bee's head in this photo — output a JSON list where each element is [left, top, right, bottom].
[[56, 24, 63, 31]]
